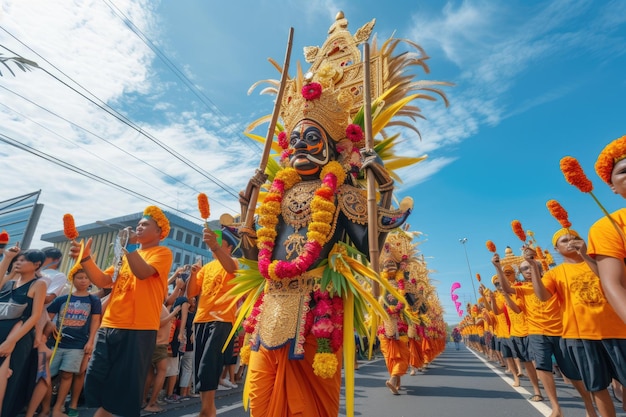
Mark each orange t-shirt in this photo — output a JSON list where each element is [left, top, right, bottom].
[[507, 294, 528, 337], [493, 292, 510, 338], [542, 261, 626, 340], [190, 259, 238, 324], [102, 245, 172, 330], [588, 208, 626, 260], [514, 282, 562, 336]]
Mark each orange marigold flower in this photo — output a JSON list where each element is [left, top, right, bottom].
[[63, 214, 79, 240], [485, 240, 496, 253], [197, 193, 210, 219], [594, 135, 626, 185], [476, 273, 481, 282], [560, 156, 593, 193], [546, 199, 572, 228], [511, 220, 526, 243]]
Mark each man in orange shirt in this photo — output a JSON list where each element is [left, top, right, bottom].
[[493, 260, 543, 401], [588, 134, 626, 325], [497, 249, 596, 417], [71, 206, 173, 417], [530, 228, 626, 417], [186, 226, 240, 417]]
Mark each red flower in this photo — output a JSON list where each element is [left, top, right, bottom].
[[277, 131, 289, 149], [345, 124, 364, 143], [301, 82, 322, 100]]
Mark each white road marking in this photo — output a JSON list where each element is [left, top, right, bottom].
[[467, 348, 552, 416]]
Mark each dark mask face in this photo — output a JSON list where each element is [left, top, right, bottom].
[[289, 120, 334, 179]]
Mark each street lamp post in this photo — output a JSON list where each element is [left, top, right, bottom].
[[459, 237, 478, 303]]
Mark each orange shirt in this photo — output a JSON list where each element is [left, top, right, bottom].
[[543, 261, 626, 340], [514, 282, 562, 336], [493, 292, 510, 338], [102, 245, 172, 330], [588, 208, 626, 260], [190, 259, 238, 324], [507, 294, 528, 337]]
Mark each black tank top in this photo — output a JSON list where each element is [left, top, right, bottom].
[[0, 278, 39, 320]]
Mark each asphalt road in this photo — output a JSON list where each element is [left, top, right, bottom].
[[41, 343, 626, 417]]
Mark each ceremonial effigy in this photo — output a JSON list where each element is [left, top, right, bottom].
[[225, 11, 450, 417]]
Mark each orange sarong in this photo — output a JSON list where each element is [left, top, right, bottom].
[[248, 334, 342, 417], [379, 337, 409, 377], [408, 338, 424, 369]]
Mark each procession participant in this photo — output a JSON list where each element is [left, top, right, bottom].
[[231, 11, 449, 417], [498, 247, 596, 417], [0, 247, 47, 417], [186, 226, 240, 417], [489, 269, 520, 387], [493, 257, 543, 402], [530, 228, 626, 417], [588, 134, 626, 324], [378, 233, 412, 395], [69, 206, 172, 417]]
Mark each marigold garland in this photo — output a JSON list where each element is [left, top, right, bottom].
[[63, 214, 79, 240], [475, 273, 481, 282], [310, 290, 343, 378], [511, 220, 526, 243], [485, 240, 496, 253], [595, 135, 626, 185], [257, 161, 345, 280], [143, 206, 170, 240], [560, 156, 593, 193], [546, 199, 571, 228]]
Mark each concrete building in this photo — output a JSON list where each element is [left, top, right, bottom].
[[41, 210, 220, 274]]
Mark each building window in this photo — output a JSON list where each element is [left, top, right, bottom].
[[185, 233, 192, 245], [194, 236, 200, 247], [176, 230, 183, 241], [184, 254, 190, 265], [174, 252, 181, 264]]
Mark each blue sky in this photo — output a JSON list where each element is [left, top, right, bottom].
[[1, 0, 625, 324]]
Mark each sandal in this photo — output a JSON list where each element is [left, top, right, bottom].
[[67, 408, 79, 417], [529, 394, 544, 402]]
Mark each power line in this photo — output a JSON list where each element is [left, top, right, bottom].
[[102, 0, 262, 155], [0, 30, 240, 199], [0, 131, 222, 221]]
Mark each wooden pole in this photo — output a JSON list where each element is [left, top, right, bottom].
[[243, 27, 294, 231], [363, 43, 380, 298]]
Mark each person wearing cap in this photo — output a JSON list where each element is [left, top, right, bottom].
[[588, 135, 626, 325], [186, 226, 240, 417], [529, 228, 626, 417], [69, 206, 173, 417]]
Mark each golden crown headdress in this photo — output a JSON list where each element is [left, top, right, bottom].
[[247, 11, 451, 178]]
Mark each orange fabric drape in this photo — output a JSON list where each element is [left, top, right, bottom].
[[248, 334, 342, 417], [379, 337, 409, 377]]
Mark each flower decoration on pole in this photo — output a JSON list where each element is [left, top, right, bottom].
[[560, 156, 593, 193], [197, 193, 210, 228], [559, 155, 626, 243], [475, 273, 481, 282], [63, 214, 79, 240], [485, 240, 496, 253], [511, 220, 526, 244], [546, 199, 572, 229]]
